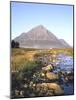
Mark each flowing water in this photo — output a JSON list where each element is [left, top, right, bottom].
[[56, 53, 74, 95]]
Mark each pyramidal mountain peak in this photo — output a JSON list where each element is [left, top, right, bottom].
[[14, 25, 71, 48], [32, 25, 46, 29]]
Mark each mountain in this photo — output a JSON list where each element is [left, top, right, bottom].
[[14, 25, 71, 48], [59, 39, 71, 48]]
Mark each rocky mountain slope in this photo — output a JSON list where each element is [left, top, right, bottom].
[[14, 25, 71, 48]]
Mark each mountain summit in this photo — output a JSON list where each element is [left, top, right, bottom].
[[14, 25, 71, 48]]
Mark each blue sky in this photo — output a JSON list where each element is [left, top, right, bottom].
[[11, 2, 73, 46]]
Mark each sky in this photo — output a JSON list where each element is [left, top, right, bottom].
[[11, 2, 73, 46]]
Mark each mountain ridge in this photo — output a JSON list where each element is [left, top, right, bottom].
[[14, 25, 71, 48]]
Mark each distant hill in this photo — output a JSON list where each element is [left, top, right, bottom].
[[14, 25, 71, 48]]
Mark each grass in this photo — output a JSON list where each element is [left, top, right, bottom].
[[11, 48, 74, 98], [11, 48, 73, 72]]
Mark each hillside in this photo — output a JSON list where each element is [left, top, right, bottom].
[[14, 25, 71, 48]]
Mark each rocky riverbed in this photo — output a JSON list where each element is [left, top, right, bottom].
[[11, 48, 74, 98]]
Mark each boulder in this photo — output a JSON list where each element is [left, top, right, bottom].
[[42, 64, 53, 71], [47, 83, 64, 95], [46, 72, 58, 80], [36, 83, 64, 95]]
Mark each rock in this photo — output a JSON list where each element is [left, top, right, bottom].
[[15, 89, 19, 96], [24, 84, 28, 88], [33, 84, 36, 87], [41, 83, 48, 87], [41, 73, 45, 77], [29, 81, 33, 87], [36, 83, 64, 95], [47, 83, 64, 95], [46, 92, 54, 96], [46, 72, 58, 80], [30, 81, 33, 85], [20, 90, 24, 97], [42, 64, 53, 71]]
